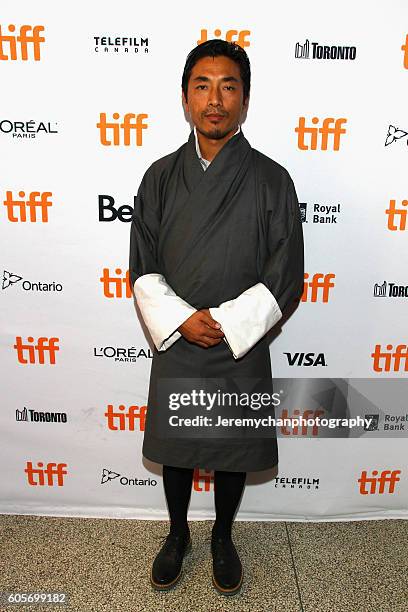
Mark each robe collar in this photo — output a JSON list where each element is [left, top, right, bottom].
[[184, 124, 250, 193], [193, 124, 241, 170]]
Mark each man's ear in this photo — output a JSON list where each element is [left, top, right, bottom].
[[243, 93, 250, 110]]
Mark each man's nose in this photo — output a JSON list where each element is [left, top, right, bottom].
[[207, 86, 222, 107]]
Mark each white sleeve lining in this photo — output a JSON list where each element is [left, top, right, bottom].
[[134, 273, 197, 351], [209, 282, 282, 359]]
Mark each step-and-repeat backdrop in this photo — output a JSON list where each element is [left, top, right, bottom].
[[2, 1, 407, 521]]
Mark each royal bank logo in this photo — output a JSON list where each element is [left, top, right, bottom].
[[385, 124, 408, 147], [0, 119, 58, 139], [363, 413, 408, 433], [299, 202, 341, 224], [373, 281, 408, 298], [16, 407, 67, 423], [0, 25, 45, 61], [273, 475, 320, 490], [93, 34, 149, 54], [198, 29, 250, 48], [94, 346, 152, 361], [295, 39, 356, 60], [2, 269, 63, 292], [363, 414, 379, 431], [101, 468, 157, 486]]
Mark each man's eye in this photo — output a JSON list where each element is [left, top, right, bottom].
[[197, 85, 207, 89], [225, 86, 235, 91]]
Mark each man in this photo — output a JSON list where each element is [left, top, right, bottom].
[[129, 39, 304, 596]]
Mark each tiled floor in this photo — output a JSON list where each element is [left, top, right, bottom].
[[1, 515, 407, 611]]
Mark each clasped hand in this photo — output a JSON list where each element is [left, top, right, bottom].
[[177, 309, 224, 348]]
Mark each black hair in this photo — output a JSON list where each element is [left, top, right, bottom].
[[181, 39, 251, 102]]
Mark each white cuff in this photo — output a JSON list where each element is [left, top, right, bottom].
[[134, 273, 197, 351], [209, 283, 282, 359]]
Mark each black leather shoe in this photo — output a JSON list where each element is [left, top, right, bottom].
[[211, 535, 243, 595], [150, 532, 192, 590]]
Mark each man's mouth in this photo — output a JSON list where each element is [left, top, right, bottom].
[[205, 114, 225, 121]]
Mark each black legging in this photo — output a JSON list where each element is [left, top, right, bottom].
[[163, 464, 246, 540]]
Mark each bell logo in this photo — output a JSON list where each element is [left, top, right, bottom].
[[385, 199, 407, 231], [295, 117, 347, 151], [100, 268, 132, 298], [301, 273, 335, 302], [0, 25, 45, 61], [371, 344, 408, 372], [193, 468, 214, 492], [358, 469, 401, 495], [25, 461, 67, 486], [14, 336, 59, 364], [105, 404, 147, 431], [280, 409, 325, 436], [198, 29, 250, 48], [402, 34, 408, 69], [97, 113, 148, 146], [3, 190, 52, 222]]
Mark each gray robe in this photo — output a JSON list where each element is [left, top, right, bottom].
[[129, 128, 304, 471]]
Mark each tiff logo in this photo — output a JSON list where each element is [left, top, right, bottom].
[[197, 29, 250, 48], [105, 404, 147, 431], [358, 469, 401, 495], [100, 268, 132, 298], [97, 113, 148, 146], [3, 191, 52, 222], [301, 273, 335, 302], [279, 409, 325, 436], [385, 199, 407, 231], [14, 337, 59, 364], [25, 461, 67, 486], [402, 34, 408, 69], [193, 468, 214, 492], [371, 344, 408, 372], [0, 25, 45, 61], [295, 117, 347, 151]]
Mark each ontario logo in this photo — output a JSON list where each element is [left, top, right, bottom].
[[100, 468, 157, 486], [2, 269, 63, 292]]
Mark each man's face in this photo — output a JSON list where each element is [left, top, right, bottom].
[[182, 55, 248, 140]]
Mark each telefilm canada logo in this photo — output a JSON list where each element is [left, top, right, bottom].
[[101, 468, 157, 486], [93, 34, 149, 54], [2, 269, 63, 292], [16, 407, 67, 424], [273, 475, 320, 490], [295, 39, 356, 60], [93, 345, 152, 362], [0, 119, 58, 139], [298, 202, 342, 224], [373, 281, 408, 298]]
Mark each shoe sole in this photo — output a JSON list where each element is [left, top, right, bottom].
[[212, 569, 243, 596], [150, 539, 192, 591]]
